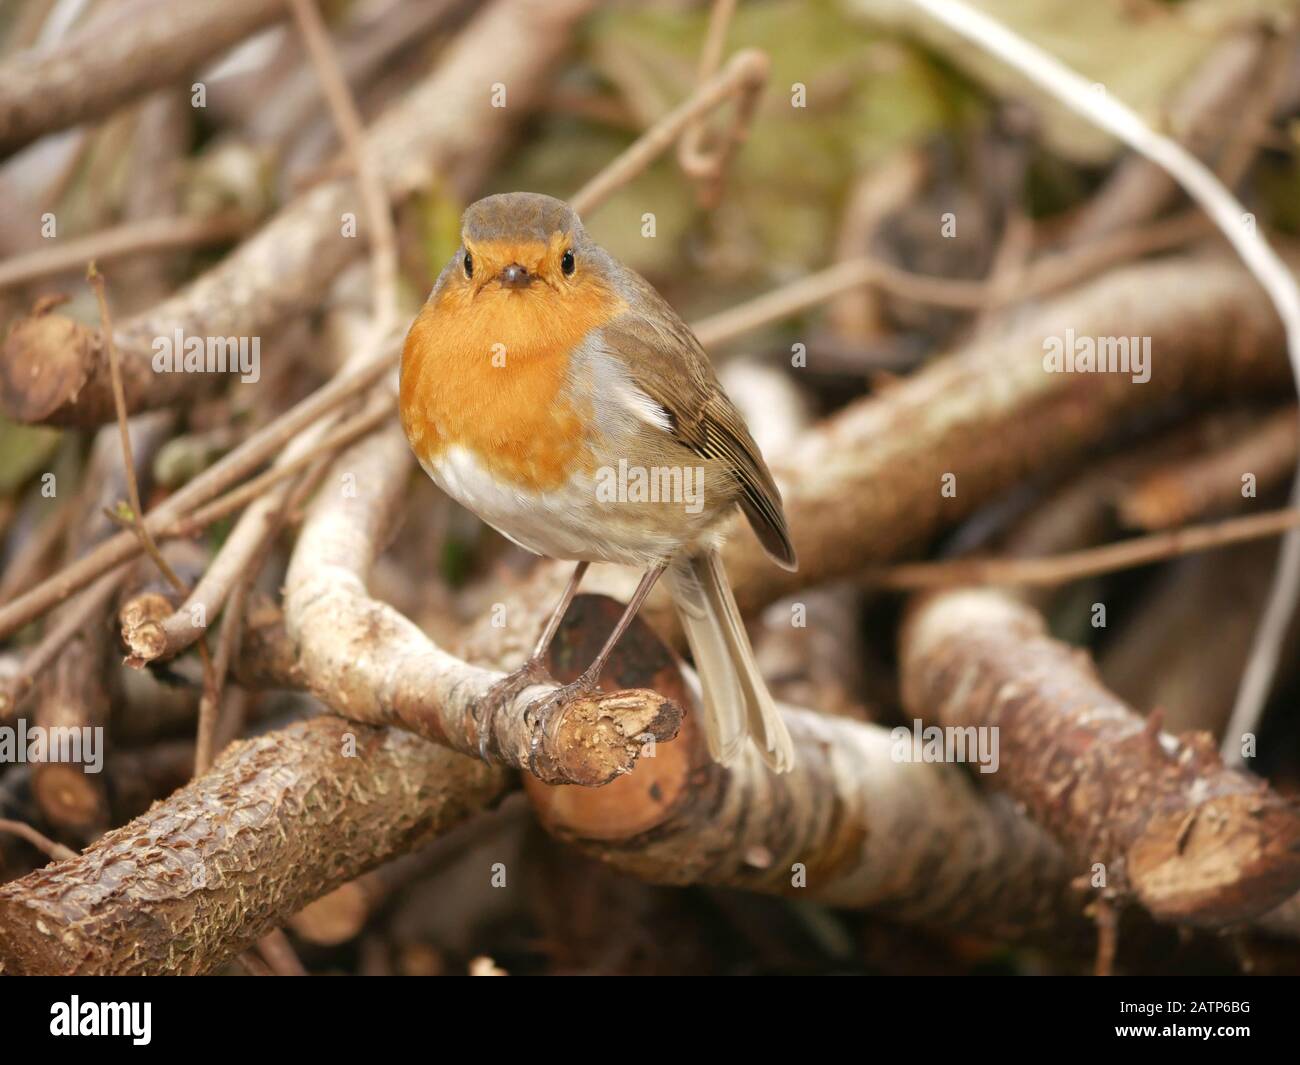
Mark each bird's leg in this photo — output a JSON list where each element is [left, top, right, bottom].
[[473, 561, 589, 758], [570, 563, 666, 689], [526, 564, 667, 770], [526, 560, 591, 668]]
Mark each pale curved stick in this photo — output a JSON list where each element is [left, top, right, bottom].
[[898, 0, 1300, 765]]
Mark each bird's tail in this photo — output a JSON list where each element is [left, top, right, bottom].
[[664, 548, 794, 772]]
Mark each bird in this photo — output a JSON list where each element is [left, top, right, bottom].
[[399, 191, 797, 772]]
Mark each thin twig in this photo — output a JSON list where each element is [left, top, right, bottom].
[[87, 263, 220, 722], [692, 211, 1208, 347], [1215, 29, 1298, 190], [0, 335, 401, 640], [571, 48, 770, 216], [0, 502, 75, 602], [189, 441, 326, 769], [1093, 897, 1118, 977], [1016, 211, 1208, 299], [0, 819, 77, 863], [194, 573, 248, 775], [288, 0, 399, 337], [976, 209, 1035, 323], [679, 0, 738, 172], [0, 213, 249, 291], [0, 571, 125, 719], [239, 952, 275, 977], [167, 395, 393, 539], [676, 0, 750, 206], [86, 265, 185, 595], [693, 257, 987, 346], [868, 507, 1300, 591], [1119, 406, 1299, 531]]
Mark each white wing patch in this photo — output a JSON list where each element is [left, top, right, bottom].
[[615, 381, 673, 432], [575, 342, 675, 438]]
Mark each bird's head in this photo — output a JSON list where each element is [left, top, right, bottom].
[[410, 192, 625, 364], [452, 191, 596, 297]]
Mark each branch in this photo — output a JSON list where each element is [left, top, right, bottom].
[[900, 588, 1300, 927], [0, 717, 510, 975], [282, 423, 681, 787], [1119, 406, 1298, 531], [867, 506, 1300, 591], [697, 254, 1290, 628], [524, 596, 1088, 945], [0, 0, 285, 155]]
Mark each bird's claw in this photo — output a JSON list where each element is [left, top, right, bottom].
[[524, 669, 601, 776], [475, 658, 551, 761]]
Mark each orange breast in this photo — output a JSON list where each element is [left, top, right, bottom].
[[399, 277, 626, 492]]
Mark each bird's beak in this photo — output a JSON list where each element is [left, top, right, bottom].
[[498, 263, 532, 289]]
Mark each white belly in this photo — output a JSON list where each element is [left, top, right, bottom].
[[421, 445, 697, 567]]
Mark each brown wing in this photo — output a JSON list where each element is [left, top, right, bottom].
[[599, 274, 797, 571]]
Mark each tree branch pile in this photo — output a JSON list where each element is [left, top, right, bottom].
[[0, 0, 597, 427], [524, 597, 1089, 946], [3, 0, 1300, 977]]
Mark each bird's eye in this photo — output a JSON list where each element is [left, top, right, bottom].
[[561, 249, 575, 276], [463, 252, 473, 278]]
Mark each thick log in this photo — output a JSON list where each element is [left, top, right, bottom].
[[0, 717, 510, 975]]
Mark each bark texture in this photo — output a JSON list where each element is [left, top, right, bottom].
[[900, 588, 1300, 927], [526, 597, 1089, 944], [0, 716, 509, 975]]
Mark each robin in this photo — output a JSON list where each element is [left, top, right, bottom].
[[399, 191, 796, 771]]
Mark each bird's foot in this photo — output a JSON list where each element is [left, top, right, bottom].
[[474, 657, 552, 760], [523, 666, 603, 776]]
